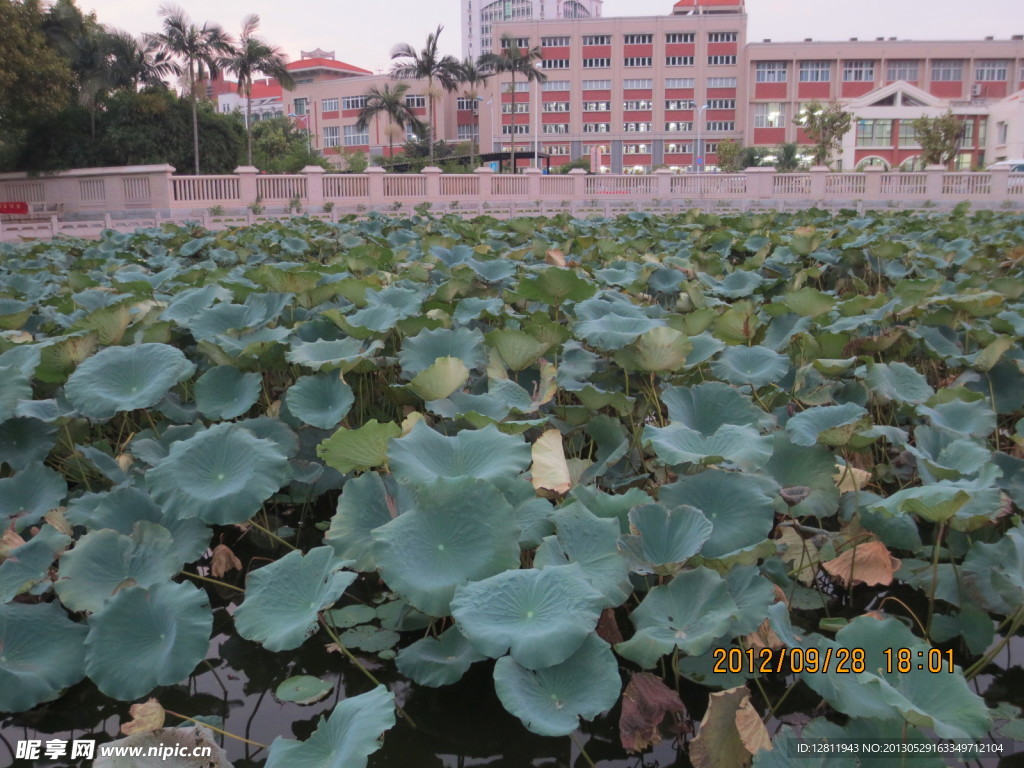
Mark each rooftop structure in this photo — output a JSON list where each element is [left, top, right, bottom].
[[461, 0, 605, 60]]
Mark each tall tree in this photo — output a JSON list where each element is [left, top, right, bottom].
[[389, 24, 461, 166], [148, 4, 232, 174], [106, 29, 176, 90], [456, 57, 490, 168], [0, 0, 72, 134], [222, 14, 295, 166], [355, 83, 425, 168], [479, 35, 546, 173], [793, 99, 851, 168], [913, 111, 964, 167]]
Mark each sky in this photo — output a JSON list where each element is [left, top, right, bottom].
[[80, 0, 1023, 75]]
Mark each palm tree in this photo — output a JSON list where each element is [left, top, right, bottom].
[[457, 57, 490, 168], [389, 25, 461, 166], [148, 5, 233, 174], [355, 83, 426, 169], [222, 15, 295, 166], [107, 30, 177, 90], [480, 35, 546, 173]]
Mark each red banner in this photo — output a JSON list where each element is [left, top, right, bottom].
[[0, 202, 29, 214]]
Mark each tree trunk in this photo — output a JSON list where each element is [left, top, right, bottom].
[[189, 65, 200, 175], [245, 84, 254, 166], [427, 76, 435, 166]]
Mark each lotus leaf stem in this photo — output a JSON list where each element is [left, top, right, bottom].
[[180, 570, 245, 593], [248, 519, 297, 551], [164, 709, 267, 749], [963, 604, 1024, 681], [569, 732, 596, 768]]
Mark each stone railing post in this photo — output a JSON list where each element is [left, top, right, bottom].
[[744, 167, 776, 200], [234, 166, 259, 208], [365, 167, 386, 204], [523, 166, 542, 199], [568, 168, 588, 199], [653, 168, 673, 199], [473, 166, 494, 200], [809, 166, 829, 199], [924, 164, 946, 202], [989, 167, 1010, 202], [149, 165, 176, 213], [864, 165, 884, 199], [421, 166, 442, 200], [301, 165, 325, 209]]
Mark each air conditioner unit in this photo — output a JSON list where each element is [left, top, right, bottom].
[[971, 83, 984, 97]]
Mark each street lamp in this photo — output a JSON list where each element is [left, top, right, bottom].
[[695, 103, 709, 174]]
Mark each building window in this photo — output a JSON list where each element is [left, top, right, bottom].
[[624, 57, 653, 67], [665, 78, 695, 88], [322, 98, 339, 112], [583, 101, 611, 111], [501, 124, 530, 134], [799, 61, 830, 82], [706, 98, 735, 109], [546, 144, 570, 155], [541, 36, 569, 46], [294, 78, 313, 85], [343, 124, 368, 146], [706, 121, 735, 131], [501, 37, 531, 49], [542, 123, 569, 134], [975, 60, 1008, 81], [886, 60, 919, 81], [843, 60, 875, 82], [541, 58, 570, 69], [405, 95, 426, 108], [457, 97, 477, 110], [666, 32, 695, 43], [457, 124, 478, 140], [666, 98, 695, 109], [930, 59, 963, 81], [666, 56, 694, 66], [666, 142, 692, 153], [501, 103, 530, 113], [509, 82, 531, 92], [996, 121, 1007, 144], [582, 123, 611, 133], [706, 77, 737, 88], [542, 101, 571, 112], [323, 125, 340, 148], [704, 142, 719, 154], [583, 79, 611, 89], [623, 79, 653, 89], [959, 120, 974, 148], [665, 121, 693, 132], [623, 143, 651, 154], [856, 118, 893, 146], [708, 55, 737, 66], [293, 98, 307, 115], [583, 58, 611, 68], [582, 34, 611, 45], [542, 80, 571, 91], [623, 34, 653, 45], [708, 31, 737, 42], [623, 122, 652, 131], [897, 122, 919, 147], [623, 99, 653, 110], [755, 61, 788, 83], [753, 102, 786, 128]]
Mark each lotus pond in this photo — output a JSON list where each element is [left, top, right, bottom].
[[2, 207, 1024, 767]]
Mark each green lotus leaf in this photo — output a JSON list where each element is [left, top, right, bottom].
[[659, 470, 776, 559], [346, 285, 423, 332], [318, 420, 401, 475], [286, 337, 384, 372], [0, 297, 32, 329], [389, 422, 531, 485], [451, 564, 604, 670], [786, 403, 871, 447], [65, 343, 195, 419], [0, 601, 88, 712], [0, 525, 70, 602], [0, 417, 57, 470], [484, 329, 550, 372], [761, 432, 841, 518], [395, 625, 487, 687], [871, 483, 1002, 530], [55, 522, 180, 613], [569, 485, 654, 534], [325, 472, 400, 572], [453, 296, 505, 325], [0, 365, 32, 422], [517, 267, 597, 305], [372, 477, 520, 616], [376, 598, 432, 632], [574, 297, 665, 350], [661, 382, 762, 435], [534, 506, 632, 608], [698, 269, 766, 298], [429, 377, 535, 422], [85, 581, 212, 700], [407, 357, 469, 401], [338, 624, 400, 653], [0, 461, 67, 532], [614, 326, 692, 372], [264, 685, 395, 768], [493, 634, 621, 737], [725, 565, 777, 636], [619, 503, 712, 574], [864, 361, 934, 405], [399, 327, 487, 376], [962, 524, 1024, 616], [713, 300, 762, 344], [326, 604, 377, 628], [161, 284, 231, 325], [919, 398, 997, 438], [711, 345, 790, 388], [616, 567, 739, 668], [193, 365, 261, 420], [643, 422, 772, 471], [36, 331, 99, 384], [557, 341, 601, 391], [276, 675, 334, 705], [234, 546, 356, 652], [286, 373, 355, 430], [147, 423, 291, 525], [94, 726, 232, 768], [593, 262, 644, 286], [781, 287, 836, 318]]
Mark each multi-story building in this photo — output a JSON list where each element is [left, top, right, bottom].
[[462, 0, 604, 61]]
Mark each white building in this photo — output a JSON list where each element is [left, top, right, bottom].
[[462, 0, 605, 60]]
